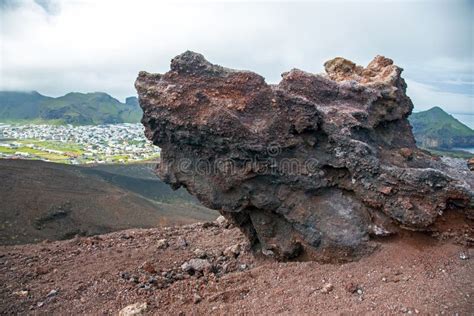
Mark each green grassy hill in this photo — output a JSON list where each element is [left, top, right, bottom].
[[0, 91, 52, 121], [0, 91, 142, 125], [409, 106, 474, 149]]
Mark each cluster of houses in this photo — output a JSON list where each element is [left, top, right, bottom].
[[0, 123, 161, 164]]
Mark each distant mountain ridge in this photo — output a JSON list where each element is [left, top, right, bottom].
[[409, 106, 474, 149], [0, 91, 142, 125]]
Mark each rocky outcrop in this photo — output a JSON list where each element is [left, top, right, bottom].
[[135, 51, 474, 261]]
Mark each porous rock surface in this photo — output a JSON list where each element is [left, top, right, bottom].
[[135, 51, 473, 261]]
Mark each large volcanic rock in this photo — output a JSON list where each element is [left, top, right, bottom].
[[136, 51, 473, 261]]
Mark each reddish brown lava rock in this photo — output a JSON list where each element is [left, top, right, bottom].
[[135, 51, 473, 261]]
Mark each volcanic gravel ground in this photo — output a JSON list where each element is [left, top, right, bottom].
[[0, 220, 473, 315]]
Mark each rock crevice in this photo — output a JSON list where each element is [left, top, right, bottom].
[[136, 51, 473, 261]]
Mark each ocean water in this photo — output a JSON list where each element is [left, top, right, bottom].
[[452, 147, 474, 154], [452, 113, 474, 129]]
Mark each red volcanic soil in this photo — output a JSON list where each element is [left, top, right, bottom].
[[0, 219, 472, 315]]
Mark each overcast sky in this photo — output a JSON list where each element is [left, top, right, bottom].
[[0, 0, 472, 115]]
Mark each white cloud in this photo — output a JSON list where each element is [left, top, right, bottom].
[[0, 0, 472, 113], [406, 79, 474, 114]]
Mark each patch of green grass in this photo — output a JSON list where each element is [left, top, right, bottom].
[[109, 155, 130, 162], [0, 138, 160, 165], [0, 146, 69, 162], [16, 139, 84, 155], [147, 153, 161, 160], [0, 147, 16, 154], [0, 119, 65, 126]]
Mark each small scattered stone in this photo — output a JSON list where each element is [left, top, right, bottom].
[[138, 284, 152, 291], [379, 186, 392, 195], [142, 262, 157, 274], [262, 249, 274, 257], [193, 293, 202, 304], [46, 289, 58, 298], [176, 237, 188, 248], [223, 244, 241, 258], [120, 272, 130, 280], [174, 273, 185, 280], [118, 302, 148, 316], [468, 157, 474, 171], [356, 289, 363, 295], [344, 282, 358, 293], [35, 266, 49, 276], [13, 290, 28, 297], [321, 283, 334, 294], [181, 258, 211, 273], [215, 215, 229, 228], [193, 248, 207, 259], [202, 222, 218, 229], [156, 239, 169, 249], [459, 252, 469, 260], [399, 148, 413, 160]]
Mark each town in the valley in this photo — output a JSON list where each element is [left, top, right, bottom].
[[0, 123, 161, 164]]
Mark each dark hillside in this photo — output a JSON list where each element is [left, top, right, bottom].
[[0, 159, 216, 245]]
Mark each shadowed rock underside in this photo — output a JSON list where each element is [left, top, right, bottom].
[[136, 51, 473, 261]]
